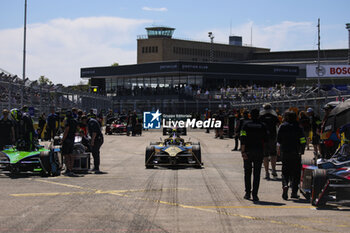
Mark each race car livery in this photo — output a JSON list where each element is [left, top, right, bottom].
[[300, 144, 350, 206], [0, 145, 62, 176], [145, 131, 202, 169]]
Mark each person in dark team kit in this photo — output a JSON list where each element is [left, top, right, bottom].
[[232, 111, 241, 151], [61, 110, 78, 176], [240, 109, 268, 202], [82, 115, 104, 174], [20, 106, 36, 151], [277, 111, 306, 200], [47, 108, 58, 141], [0, 109, 15, 149], [259, 103, 280, 179]]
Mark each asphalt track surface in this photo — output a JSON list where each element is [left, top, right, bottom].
[[1, 130, 350, 233]]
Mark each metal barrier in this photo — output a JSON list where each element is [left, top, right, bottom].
[[113, 94, 349, 116], [0, 79, 112, 116]]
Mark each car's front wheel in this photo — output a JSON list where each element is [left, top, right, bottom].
[[311, 169, 327, 207], [192, 145, 202, 168], [145, 146, 155, 169]]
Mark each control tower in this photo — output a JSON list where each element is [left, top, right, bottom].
[[137, 26, 269, 64], [145, 26, 175, 38]]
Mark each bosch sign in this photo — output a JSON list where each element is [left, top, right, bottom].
[[330, 67, 350, 75], [307, 65, 350, 78]]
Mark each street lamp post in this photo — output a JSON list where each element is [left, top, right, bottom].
[[317, 18, 321, 97], [208, 32, 214, 62], [22, 0, 27, 107], [346, 23, 350, 65]]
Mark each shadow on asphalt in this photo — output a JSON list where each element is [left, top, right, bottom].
[[0, 172, 87, 179], [314, 204, 350, 211], [265, 178, 283, 182], [292, 199, 310, 204], [251, 200, 286, 206], [147, 165, 203, 170]]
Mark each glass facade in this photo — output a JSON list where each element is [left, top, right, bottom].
[[105, 75, 203, 96]]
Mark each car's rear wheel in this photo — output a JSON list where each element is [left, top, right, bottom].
[[301, 158, 315, 166], [311, 169, 327, 207], [192, 145, 202, 168], [145, 146, 155, 169], [40, 151, 51, 176]]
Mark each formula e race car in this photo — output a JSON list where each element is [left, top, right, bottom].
[[0, 141, 62, 177], [105, 117, 127, 135], [108, 121, 127, 135], [145, 130, 202, 169], [300, 144, 350, 207]]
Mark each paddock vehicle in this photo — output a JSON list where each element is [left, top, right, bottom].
[[300, 144, 350, 206], [145, 131, 202, 169], [0, 141, 62, 177]]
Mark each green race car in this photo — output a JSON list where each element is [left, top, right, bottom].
[[0, 144, 62, 177]]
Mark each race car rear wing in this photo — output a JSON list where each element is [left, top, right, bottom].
[[163, 127, 187, 136]]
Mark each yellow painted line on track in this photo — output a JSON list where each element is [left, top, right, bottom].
[[11, 191, 92, 197], [10, 188, 190, 198], [337, 225, 350, 227], [19, 179, 328, 232], [194, 205, 312, 209], [35, 179, 96, 191], [128, 196, 327, 231]]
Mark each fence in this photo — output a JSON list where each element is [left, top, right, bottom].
[[0, 77, 112, 117], [113, 92, 349, 117]]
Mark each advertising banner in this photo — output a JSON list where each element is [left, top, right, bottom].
[[306, 64, 350, 78]]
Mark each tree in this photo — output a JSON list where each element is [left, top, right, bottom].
[[111, 62, 119, 67], [67, 81, 90, 92], [38, 75, 53, 85]]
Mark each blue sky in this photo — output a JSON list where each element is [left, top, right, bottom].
[[0, 0, 349, 85]]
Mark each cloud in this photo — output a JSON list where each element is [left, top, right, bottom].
[[186, 21, 347, 52], [0, 16, 151, 85], [142, 7, 168, 12]]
